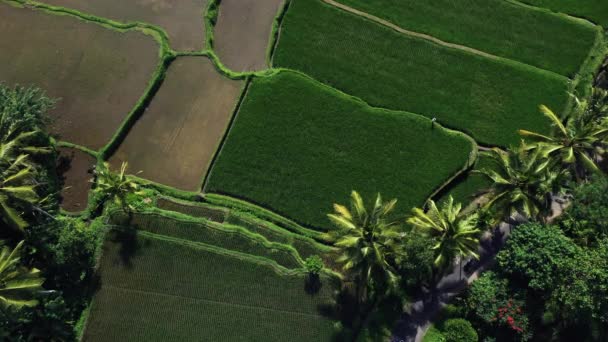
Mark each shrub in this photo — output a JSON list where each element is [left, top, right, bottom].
[[441, 319, 478, 342], [423, 326, 446, 342], [304, 255, 324, 275]]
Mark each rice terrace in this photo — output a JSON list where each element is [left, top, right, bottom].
[[1, 0, 608, 341]]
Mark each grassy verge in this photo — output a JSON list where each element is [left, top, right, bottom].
[[205, 70, 474, 230], [337, 0, 597, 77], [273, 0, 570, 147], [436, 152, 498, 206], [83, 230, 339, 341]]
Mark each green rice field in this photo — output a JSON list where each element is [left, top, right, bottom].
[[83, 230, 338, 341], [273, 0, 570, 147], [339, 0, 598, 76], [518, 0, 608, 26], [3, 0, 606, 339], [206, 70, 475, 229]]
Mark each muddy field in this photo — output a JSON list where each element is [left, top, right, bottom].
[[109, 56, 243, 192], [57, 147, 96, 212], [213, 0, 284, 71], [44, 0, 208, 51], [0, 2, 160, 150]]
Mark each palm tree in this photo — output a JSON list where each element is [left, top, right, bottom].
[[477, 146, 569, 223], [94, 162, 141, 212], [518, 104, 608, 180], [325, 191, 402, 307], [407, 196, 480, 279], [0, 155, 39, 232], [0, 240, 44, 308]]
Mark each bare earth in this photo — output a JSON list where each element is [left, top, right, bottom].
[[109, 56, 243, 192], [57, 147, 96, 212], [214, 0, 284, 72], [43, 0, 209, 51], [0, 2, 160, 150]]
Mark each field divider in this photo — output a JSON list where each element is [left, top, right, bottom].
[[320, 0, 565, 81], [267, 0, 292, 66]]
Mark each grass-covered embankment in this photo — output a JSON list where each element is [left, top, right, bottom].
[[206, 70, 475, 230], [273, 0, 570, 147], [338, 0, 598, 76]]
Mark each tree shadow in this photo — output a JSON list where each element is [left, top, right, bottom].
[[108, 213, 141, 268], [305, 273, 322, 295]]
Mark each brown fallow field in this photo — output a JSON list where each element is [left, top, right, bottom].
[[109, 56, 243, 192], [0, 1, 160, 150], [43, 0, 209, 51], [213, 0, 285, 71]]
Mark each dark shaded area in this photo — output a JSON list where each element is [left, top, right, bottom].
[[56, 147, 96, 212]]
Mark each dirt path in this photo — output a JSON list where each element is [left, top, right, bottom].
[[321, 0, 503, 61]]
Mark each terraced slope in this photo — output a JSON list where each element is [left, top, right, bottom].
[[0, 1, 160, 149], [156, 197, 334, 259], [42, 0, 209, 50], [273, 0, 569, 147], [206, 70, 474, 229], [109, 211, 303, 269], [83, 230, 338, 341], [337, 0, 598, 76]]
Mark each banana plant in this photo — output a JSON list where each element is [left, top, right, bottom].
[[0, 240, 44, 309]]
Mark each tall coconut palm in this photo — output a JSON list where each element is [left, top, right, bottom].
[[94, 162, 140, 212], [477, 146, 569, 223], [325, 191, 402, 306], [0, 155, 39, 232], [407, 196, 480, 278], [0, 240, 44, 308], [518, 104, 608, 180]]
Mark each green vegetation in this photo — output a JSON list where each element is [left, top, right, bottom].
[[560, 176, 608, 245], [339, 0, 597, 76], [437, 153, 498, 206], [109, 211, 304, 269], [206, 70, 474, 229], [273, 0, 570, 147], [408, 197, 480, 274], [326, 191, 402, 306], [518, 0, 608, 26], [0, 241, 44, 308], [84, 230, 339, 341], [477, 146, 570, 223], [519, 101, 608, 180]]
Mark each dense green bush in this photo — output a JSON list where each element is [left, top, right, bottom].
[[560, 176, 608, 245], [441, 318, 478, 342]]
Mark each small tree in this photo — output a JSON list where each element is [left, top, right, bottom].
[[93, 162, 141, 212], [477, 146, 569, 224], [441, 318, 478, 342], [326, 191, 402, 308], [407, 196, 480, 279]]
